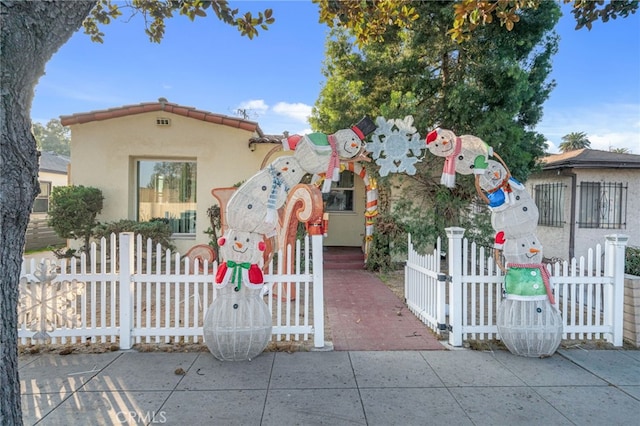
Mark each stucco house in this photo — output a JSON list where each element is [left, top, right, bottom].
[[60, 100, 370, 254], [526, 149, 640, 262]]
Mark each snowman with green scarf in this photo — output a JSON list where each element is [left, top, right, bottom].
[[203, 229, 272, 361]]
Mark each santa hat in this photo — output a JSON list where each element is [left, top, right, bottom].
[[282, 134, 302, 151], [351, 115, 377, 140], [494, 231, 506, 250], [426, 129, 439, 145]]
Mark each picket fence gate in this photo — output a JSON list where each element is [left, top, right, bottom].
[[405, 227, 630, 347], [18, 232, 325, 349]]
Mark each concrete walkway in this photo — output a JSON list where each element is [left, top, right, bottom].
[[19, 348, 640, 425]]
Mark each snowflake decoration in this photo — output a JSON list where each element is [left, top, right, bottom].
[[367, 116, 423, 176], [19, 260, 84, 341]]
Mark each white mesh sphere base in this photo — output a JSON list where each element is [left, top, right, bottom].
[[203, 285, 272, 361], [497, 298, 563, 357]]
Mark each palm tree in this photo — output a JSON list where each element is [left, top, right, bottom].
[[559, 132, 591, 152], [610, 147, 630, 154]]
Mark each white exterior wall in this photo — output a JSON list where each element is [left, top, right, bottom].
[[527, 172, 573, 260], [573, 169, 639, 260], [528, 168, 640, 263], [38, 170, 68, 188], [69, 111, 276, 253]]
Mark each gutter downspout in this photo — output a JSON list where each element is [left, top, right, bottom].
[[560, 169, 577, 259]]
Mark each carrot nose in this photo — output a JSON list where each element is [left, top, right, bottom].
[[235, 241, 243, 249], [529, 248, 540, 253], [350, 142, 358, 148], [281, 167, 289, 171], [442, 140, 448, 145], [493, 171, 501, 179]]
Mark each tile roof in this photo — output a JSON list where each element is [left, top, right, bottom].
[[540, 148, 640, 170], [39, 151, 70, 174], [60, 100, 264, 137]]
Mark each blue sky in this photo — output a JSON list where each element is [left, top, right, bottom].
[[32, 1, 639, 154]]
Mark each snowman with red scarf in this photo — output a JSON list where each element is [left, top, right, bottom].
[[203, 229, 272, 361], [283, 116, 377, 192]]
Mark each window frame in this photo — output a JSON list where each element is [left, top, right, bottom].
[[136, 159, 197, 235], [578, 181, 627, 229], [32, 181, 52, 214], [534, 182, 565, 227], [323, 171, 355, 213]]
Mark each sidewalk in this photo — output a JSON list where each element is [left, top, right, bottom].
[[20, 348, 640, 425]]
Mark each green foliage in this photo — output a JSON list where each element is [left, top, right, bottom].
[[626, 246, 640, 276], [313, 2, 560, 265], [365, 212, 406, 272], [48, 186, 104, 255], [559, 131, 591, 152], [32, 119, 71, 156], [93, 219, 175, 251], [83, 0, 274, 43]]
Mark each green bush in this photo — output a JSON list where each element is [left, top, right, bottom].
[[626, 246, 640, 276], [48, 185, 104, 256], [93, 219, 175, 251]]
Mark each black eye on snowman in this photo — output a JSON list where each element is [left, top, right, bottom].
[[523, 207, 528, 211], [458, 155, 464, 160], [261, 185, 267, 191], [245, 238, 250, 243], [247, 204, 253, 209], [515, 195, 521, 200]]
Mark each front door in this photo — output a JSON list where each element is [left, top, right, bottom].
[[322, 170, 365, 247]]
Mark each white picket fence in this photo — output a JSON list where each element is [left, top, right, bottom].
[[405, 227, 630, 347], [19, 232, 325, 349]]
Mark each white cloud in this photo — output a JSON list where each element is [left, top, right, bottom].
[[237, 99, 269, 115], [272, 102, 312, 123]]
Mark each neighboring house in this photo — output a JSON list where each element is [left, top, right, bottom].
[[25, 151, 70, 250], [526, 149, 640, 262], [60, 100, 371, 254]]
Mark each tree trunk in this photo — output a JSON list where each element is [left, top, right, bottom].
[[0, 1, 96, 423]]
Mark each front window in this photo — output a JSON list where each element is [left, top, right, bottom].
[[137, 160, 197, 234], [534, 183, 564, 227], [578, 181, 627, 229], [324, 171, 354, 212], [33, 181, 51, 213]]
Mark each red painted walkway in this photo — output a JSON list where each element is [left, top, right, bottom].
[[323, 268, 445, 351]]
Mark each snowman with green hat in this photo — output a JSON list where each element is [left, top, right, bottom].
[[283, 116, 377, 192]]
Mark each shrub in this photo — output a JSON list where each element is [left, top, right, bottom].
[[626, 246, 640, 276], [93, 219, 175, 251], [48, 185, 103, 256]]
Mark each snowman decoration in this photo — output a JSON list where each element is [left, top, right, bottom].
[[284, 116, 377, 192], [203, 229, 272, 361], [425, 128, 493, 188], [204, 117, 377, 361], [427, 130, 563, 357], [481, 155, 562, 357], [494, 227, 563, 357], [226, 156, 307, 237]]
